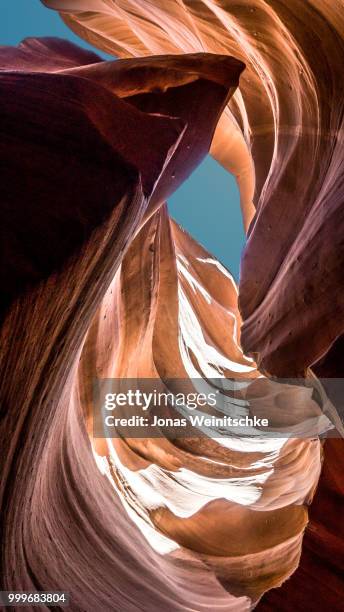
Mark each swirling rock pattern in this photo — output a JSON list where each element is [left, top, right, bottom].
[[45, 0, 344, 375], [0, 1, 343, 610]]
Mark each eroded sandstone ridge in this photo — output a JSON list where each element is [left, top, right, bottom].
[[0, 1, 343, 610]]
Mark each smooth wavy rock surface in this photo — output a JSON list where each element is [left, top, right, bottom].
[[0, 36, 316, 610], [43, 0, 344, 376], [1, 1, 343, 609]]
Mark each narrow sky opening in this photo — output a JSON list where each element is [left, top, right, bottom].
[[169, 156, 244, 280]]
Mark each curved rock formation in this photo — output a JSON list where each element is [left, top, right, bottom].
[[0, 1, 343, 610], [44, 0, 344, 375]]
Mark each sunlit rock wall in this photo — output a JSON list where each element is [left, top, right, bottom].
[[0, 1, 343, 610]]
